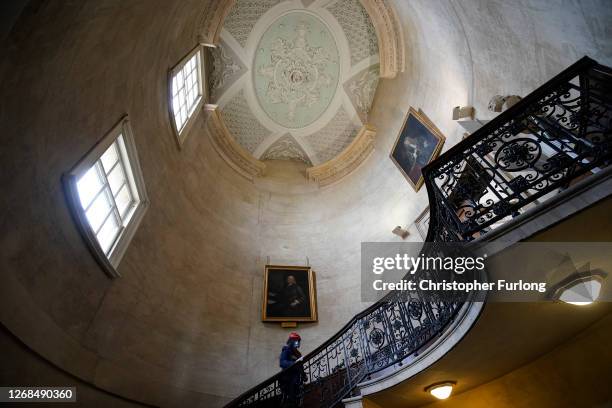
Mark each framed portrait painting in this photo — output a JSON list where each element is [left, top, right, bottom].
[[262, 265, 318, 322], [390, 107, 445, 191]]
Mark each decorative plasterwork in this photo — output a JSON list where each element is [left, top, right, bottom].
[[221, 90, 271, 153], [209, 40, 247, 100], [303, 107, 360, 164], [345, 63, 379, 123], [261, 134, 312, 164], [307, 124, 377, 186], [223, 0, 283, 47], [254, 12, 340, 128], [327, 0, 378, 66], [202, 0, 398, 172], [211, 1, 378, 166], [359, 0, 406, 79], [207, 108, 266, 181], [197, 0, 405, 77]]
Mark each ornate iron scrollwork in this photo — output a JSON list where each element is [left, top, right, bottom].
[[423, 57, 612, 242], [494, 138, 542, 171]]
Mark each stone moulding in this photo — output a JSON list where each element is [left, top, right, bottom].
[[307, 124, 376, 187], [197, 0, 405, 79], [196, 0, 236, 45], [359, 0, 406, 79], [207, 108, 266, 181]]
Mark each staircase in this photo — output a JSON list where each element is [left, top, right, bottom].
[[224, 57, 612, 408]]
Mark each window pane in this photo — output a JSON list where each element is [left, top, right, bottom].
[[77, 165, 104, 209], [115, 184, 134, 218], [107, 163, 126, 196], [171, 50, 202, 132], [85, 189, 113, 232], [101, 143, 119, 173], [97, 214, 120, 254], [67, 118, 147, 270]]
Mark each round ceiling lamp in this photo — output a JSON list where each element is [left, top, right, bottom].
[[425, 381, 456, 400], [558, 277, 602, 306], [550, 270, 606, 306]]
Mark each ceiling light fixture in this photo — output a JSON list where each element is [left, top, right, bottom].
[[425, 381, 456, 400], [550, 270, 606, 306], [558, 278, 602, 306]]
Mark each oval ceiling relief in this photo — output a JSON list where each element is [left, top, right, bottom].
[[254, 12, 340, 129], [212, 0, 380, 168]]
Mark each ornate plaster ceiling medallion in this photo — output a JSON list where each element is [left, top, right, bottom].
[[211, 0, 384, 177], [254, 12, 340, 129]]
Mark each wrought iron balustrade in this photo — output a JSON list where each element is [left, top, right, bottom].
[[423, 56, 612, 242], [226, 263, 467, 408], [225, 57, 612, 408]]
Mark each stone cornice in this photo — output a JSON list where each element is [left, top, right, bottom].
[[207, 108, 266, 181], [360, 0, 406, 79], [307, 124, 376, 187], [197, 0, 236, 45]]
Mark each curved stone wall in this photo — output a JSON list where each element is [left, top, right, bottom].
[[1, 1, 610, 407]]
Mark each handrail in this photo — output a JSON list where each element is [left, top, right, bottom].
[[224, 56, 612, 407], [423, 56, 611, 242]]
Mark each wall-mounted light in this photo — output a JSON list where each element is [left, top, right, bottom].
[[550, 269, 606, 306], [487, 95, 522, 112], [425, 381, 456, 400], [452, 106, 474, 120], [392, 226, 409, 239]]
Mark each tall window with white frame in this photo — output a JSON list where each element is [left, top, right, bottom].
[[64, 117, 149, 277], [170, 45, 205, 145]]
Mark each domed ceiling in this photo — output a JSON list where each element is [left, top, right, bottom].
[[209, 0, 380, 166]]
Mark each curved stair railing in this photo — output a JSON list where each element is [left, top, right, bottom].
[[224, 57, 612, 408], [226, 258, 468, 408]]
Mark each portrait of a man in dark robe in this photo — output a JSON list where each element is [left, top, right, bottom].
[[263, 266, 316, 321], [281, 275, 306, 317]]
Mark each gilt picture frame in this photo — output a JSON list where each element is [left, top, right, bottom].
[[262, 265, 318, 322], [390, 107, 446, 191]]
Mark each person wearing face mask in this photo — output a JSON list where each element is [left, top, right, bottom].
[[279, 332, 306, 407]]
